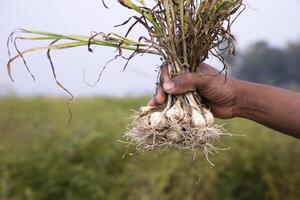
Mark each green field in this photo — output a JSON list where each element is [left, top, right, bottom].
[[0, 97, 299, 200]]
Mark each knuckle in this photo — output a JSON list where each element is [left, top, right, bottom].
[[172, 73, 195, 92], [184, 73, 197, 90]]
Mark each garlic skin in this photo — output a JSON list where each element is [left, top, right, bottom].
[[166, 100, 185, 122], [139, 106, 155, 117], [166, 130, 182, 143], [203, 108, 214, 125], [191, 107, 215, 127], [149, 111, 165, 129], [191, 108, 206, 127]]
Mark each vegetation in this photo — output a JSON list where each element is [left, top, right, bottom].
[[0, 97, 299, 200], [231, 41, 300, 89]]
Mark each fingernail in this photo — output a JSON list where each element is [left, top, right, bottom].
[[163, 81, 175, 91]]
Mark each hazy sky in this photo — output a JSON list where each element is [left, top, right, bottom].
[[1, 0, 300, 97]]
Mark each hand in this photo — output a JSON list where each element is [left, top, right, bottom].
[[148, 63, 242, 119]]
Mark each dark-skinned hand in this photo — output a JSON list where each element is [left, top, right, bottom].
[[148, 62, 300, 138], [148, 63, 241, 119]]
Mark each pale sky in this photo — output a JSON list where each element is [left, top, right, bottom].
[[0, 0, 300, 97]]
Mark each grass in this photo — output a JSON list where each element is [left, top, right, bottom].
[[0, 97, 299, 200]]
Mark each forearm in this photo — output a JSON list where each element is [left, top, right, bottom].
[[235, 80, 300, 138]]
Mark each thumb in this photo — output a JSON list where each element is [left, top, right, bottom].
[[162, 73, 206, 94]]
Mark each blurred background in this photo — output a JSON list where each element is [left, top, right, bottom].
[[0, 0, 300, 200]]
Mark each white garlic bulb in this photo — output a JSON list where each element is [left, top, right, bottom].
[[203, 107, 214, 125], [191, 107, 214, 127], [191, 108, 206, 127], [149, 111, 165, 128], [166, 100, 185, 122]]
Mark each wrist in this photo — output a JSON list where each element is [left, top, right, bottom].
[[234, 80, 267, 120], [233, 79, 251, 118]]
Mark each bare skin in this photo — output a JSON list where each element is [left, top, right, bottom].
[[148, 63, 300, 139]]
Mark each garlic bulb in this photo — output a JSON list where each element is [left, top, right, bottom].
[[166, 130, 182, 143], [191, 107, 215, 127], [203, 107, 214, 125], [191, 108, 206, 127], [149, 111, 165, 129], [166, 100, 185, 122]]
